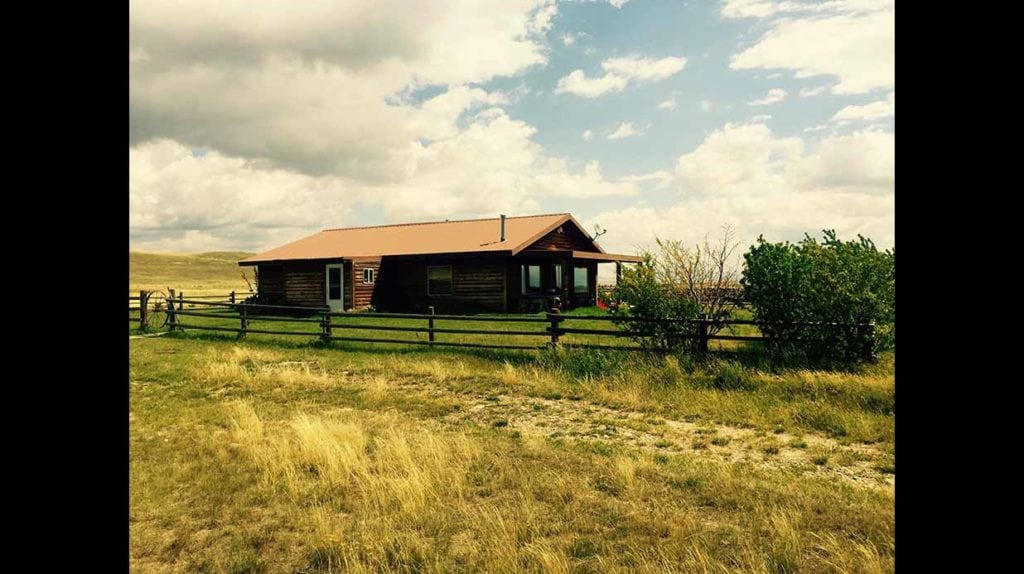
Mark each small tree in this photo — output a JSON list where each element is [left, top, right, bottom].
[[612, 225, 741, 351], [650, 224, 740, 333], [613, 254, 701, 351]]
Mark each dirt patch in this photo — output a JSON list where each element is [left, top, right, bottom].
[[358, 374, 894, 491]]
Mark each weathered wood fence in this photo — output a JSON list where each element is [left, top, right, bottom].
[[151, 297, 875, 360], [130, 290, 240, 330]]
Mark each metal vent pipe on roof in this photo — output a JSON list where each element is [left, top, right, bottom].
[[500, 214, 506, 242]]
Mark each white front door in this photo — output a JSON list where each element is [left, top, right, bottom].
[[326, 263, 345, 311]]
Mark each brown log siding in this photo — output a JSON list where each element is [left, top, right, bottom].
[[372, 257, 506, 313], [351, 258, 381, 309], [525, 224, 600, 252], [256, 264, 284, 299], [282, 262, 327, 308]]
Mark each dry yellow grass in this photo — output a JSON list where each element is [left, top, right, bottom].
[[131, 337, 894, 572]]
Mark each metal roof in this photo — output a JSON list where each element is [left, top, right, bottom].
[[240, 213, 622, 264]]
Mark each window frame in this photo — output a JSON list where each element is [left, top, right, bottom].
[[521, 264, 542, 294], [573, 265, 590, 294], [426, 265, 453, 296], [362, 267, 375, 284]]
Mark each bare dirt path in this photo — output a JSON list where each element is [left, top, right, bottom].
[[383, 375, 895, 491]]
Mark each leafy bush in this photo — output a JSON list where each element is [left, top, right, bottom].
[[609, 228, 740, 352], [610, 254, 701, 351], [741, 230, 894, 364]]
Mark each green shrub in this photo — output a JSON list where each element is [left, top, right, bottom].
[[610, 254, 701, 351], [741, 230, 894, 365]]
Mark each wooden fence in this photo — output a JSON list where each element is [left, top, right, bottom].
[[146, 296, 875, 360], [598, 285, 746, 307], [130, 290, 241, 330]]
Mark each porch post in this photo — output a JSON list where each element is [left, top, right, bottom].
[[566, 259, 575, 309], [561, 258, 570, 309]]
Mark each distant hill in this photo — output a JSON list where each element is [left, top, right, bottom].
[[129, 251, 256, 295]]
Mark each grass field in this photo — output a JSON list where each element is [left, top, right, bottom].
[[129, 254, 895, 573], [130, 251, 255, 296]]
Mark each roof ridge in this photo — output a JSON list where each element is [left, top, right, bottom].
[[320, 213, 569, 233]]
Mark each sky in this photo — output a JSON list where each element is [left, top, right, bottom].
[[129, 0, 894, 263]]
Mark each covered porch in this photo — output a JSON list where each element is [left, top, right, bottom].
[[512, 250, 642, 312]]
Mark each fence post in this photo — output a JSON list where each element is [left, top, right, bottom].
[[230, 290, 235, 305], [238, 304, 248, 339], [428, 306, 435, 345], [697, 314, 709, 354], [320, 310, 331, 343], [860, 322, 876, 363], [139, 290, 149, 331], [178, 291, 185, 331], [166, 288, 177, 332], [547, 311, 563, 347]]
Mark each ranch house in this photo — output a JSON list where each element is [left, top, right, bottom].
[[238, 213, 641, 313]]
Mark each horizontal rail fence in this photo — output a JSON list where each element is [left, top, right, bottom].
[[598, 285, 747, 308], [131, 290, 241, 331], [161, 298, 874, 359]]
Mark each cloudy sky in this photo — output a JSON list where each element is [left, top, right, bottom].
[[130, 0, 894, 259]]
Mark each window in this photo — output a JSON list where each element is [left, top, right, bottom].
[[574, 266, 589, 293], [521, 265, 541, 293], [427, 266, 453, 295], [362, 268, 375, 284]]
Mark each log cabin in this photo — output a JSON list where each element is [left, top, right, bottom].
[[238, 213, 641, 313]]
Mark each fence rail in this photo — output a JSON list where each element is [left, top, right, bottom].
[[130, 290, 244, 330], [139, 296, 874, 360]]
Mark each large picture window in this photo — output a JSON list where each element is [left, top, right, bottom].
[[427, 266, 453, 295], [521, 265, 541, 293], [574, 266, 589, 294]]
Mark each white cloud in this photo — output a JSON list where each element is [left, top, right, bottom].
[[748, 88, 787, 106], [799, 85, 829, 97], [750, 114, 772, 122], [582, 129, 593, 141], [130, 139, 351, 251], [602, 56, 687, 81], [725, 0, 894, 95], [700, 99, 714, 112], [587, 119, 894, 258], [132, 108, 642, 251], [609, 0, 632, 7], [788, 128, 894, 195], [131, 0, 557, 180], [620, 170, 674, 190], [607, 121, 647, 140], [530, 2, 558, 34], [555, 69, 630, 98], [562, 33, 576, 46], [832, 92, 894, 122], [370, 109, 638, 220], [556, 55, 687, 98], [129, 0, 651, 249], [658, 97, 678, 110]]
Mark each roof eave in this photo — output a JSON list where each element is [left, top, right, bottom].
[[510, 214, 592, 256]]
